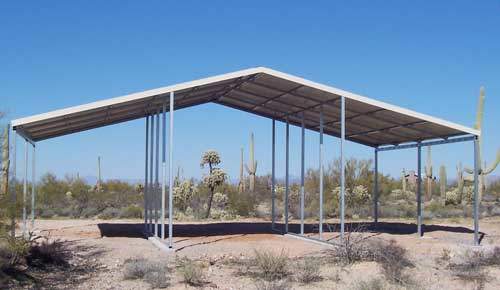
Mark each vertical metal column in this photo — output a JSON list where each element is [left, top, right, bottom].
[[155, 111, 160, 236], [161, 100, 167, 240], [168, 91, 174, 248], [285, 118, 290, 233], [319, 107, 324, 240], [417, 143, 423, 237], [10, 129, 16, 237], [271, 119, 276, 230], [340, 96, 346, 239], [374, 148, 378, 223], [149, 114, 155, 232], [144, 116, 149, 234], [300, 113, 305, 235], [473, 137, 479, 245], [31, 144, 36, 229], [22, 140, 28, 237]]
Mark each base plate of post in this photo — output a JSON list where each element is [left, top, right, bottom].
[[148, 236, 174, 253]]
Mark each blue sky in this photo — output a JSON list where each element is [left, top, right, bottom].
[[1, 1, 499, 182]]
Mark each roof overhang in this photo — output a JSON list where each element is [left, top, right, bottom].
[[11, 67, 479, 147]]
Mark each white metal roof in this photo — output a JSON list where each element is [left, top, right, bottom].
[[11, 67, 479, 147]]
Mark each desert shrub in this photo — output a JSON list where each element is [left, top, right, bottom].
[[177, 257, 205, 286], [255, 279, 290, 290], [80, 206, 100, 218], [435, 248, 451, 265], [391, 189, 414, 201], [98, 207, 120, 219], [369, 239, 414, 284], [144, 270, 169, 288], [38, 208, 56, 219], [253, 249, 289, 281], [27, 238, 69, 268], [123, 258, 168, 280], [328, 225, 373, 265], [295, 257, 321, 283], [228, 191, 257, 217], [119, 205, 142, 219], [355, 278, 386, 290], [448, 250, 489, 289], [0, 236, 30, 271]]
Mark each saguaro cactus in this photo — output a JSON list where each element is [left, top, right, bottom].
[[401, 168, 407, 192], [464, 87, 500, 201], [245, 133, 257, 192], [424, 147, 435, 201], [456, 162, 464, 201], [238, 147, 245, 193], [439, 165, 446, 204]]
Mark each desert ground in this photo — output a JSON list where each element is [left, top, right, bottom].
[[19, 217, 500, 289]]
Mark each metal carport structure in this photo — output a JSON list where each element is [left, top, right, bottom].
[[10, 66, 482, 247]]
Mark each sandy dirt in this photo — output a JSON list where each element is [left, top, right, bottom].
[[28, 217, 500, 289]]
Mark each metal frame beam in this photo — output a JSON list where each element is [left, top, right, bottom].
[[340, 96, 346, 239], [300, 112, 305, 235], [417, 143, 423, 237], [473, 137, 479, 245], [168, 91, 174, 248], [144, 116, 149, 234], [377, 135, 476, 152], [161, 100, 166, 240], [285, 118, 290, 233], [31, 144, 36, 229], [374, 148, 378, 223], [271, 118, 276, 230], [319, 107, 324, 239]]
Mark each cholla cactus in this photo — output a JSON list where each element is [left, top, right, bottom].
[[174, 180, 197, 212], [213, 192, 228, 209], [201, 150, 227, 218], [424, 147, 434, 201], [439, 165, 447, 204], [464, 87, 500, 201], [445, 189, 461, 205], [333, 185, 370, 207], [245, 133, 257, 192]]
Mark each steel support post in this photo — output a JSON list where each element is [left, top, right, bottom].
[[319, 107, 324, 239], [340, 96, 345, 240], [144, 116, 149, 234], [374, 149, 378, 223], [10, 128, 15, 237], [22, 140, 28, 237], [155, 111, 160, 236], [149, 114, 155, 233], [285, 118, 290, 233], [473, 137, 480, 245], [31, 144, 35, 229], [300, 113, 305, 235], [161, 100, 166, 240], [417, 143, 423, 237], [168, 91, 174, 248], [271, 119, 276, 230]]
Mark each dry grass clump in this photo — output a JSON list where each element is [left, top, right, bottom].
[[123, 258, 169, 288], [176, 256, 205, 286], [328, 233, 414, 286], [27, 237, 70, 268], [254, 279, 290, 290], [355, 278, 386, 290], [295, 257, 322, 283], [253, 249, 290, 281], [447, 247, 500, 290]]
